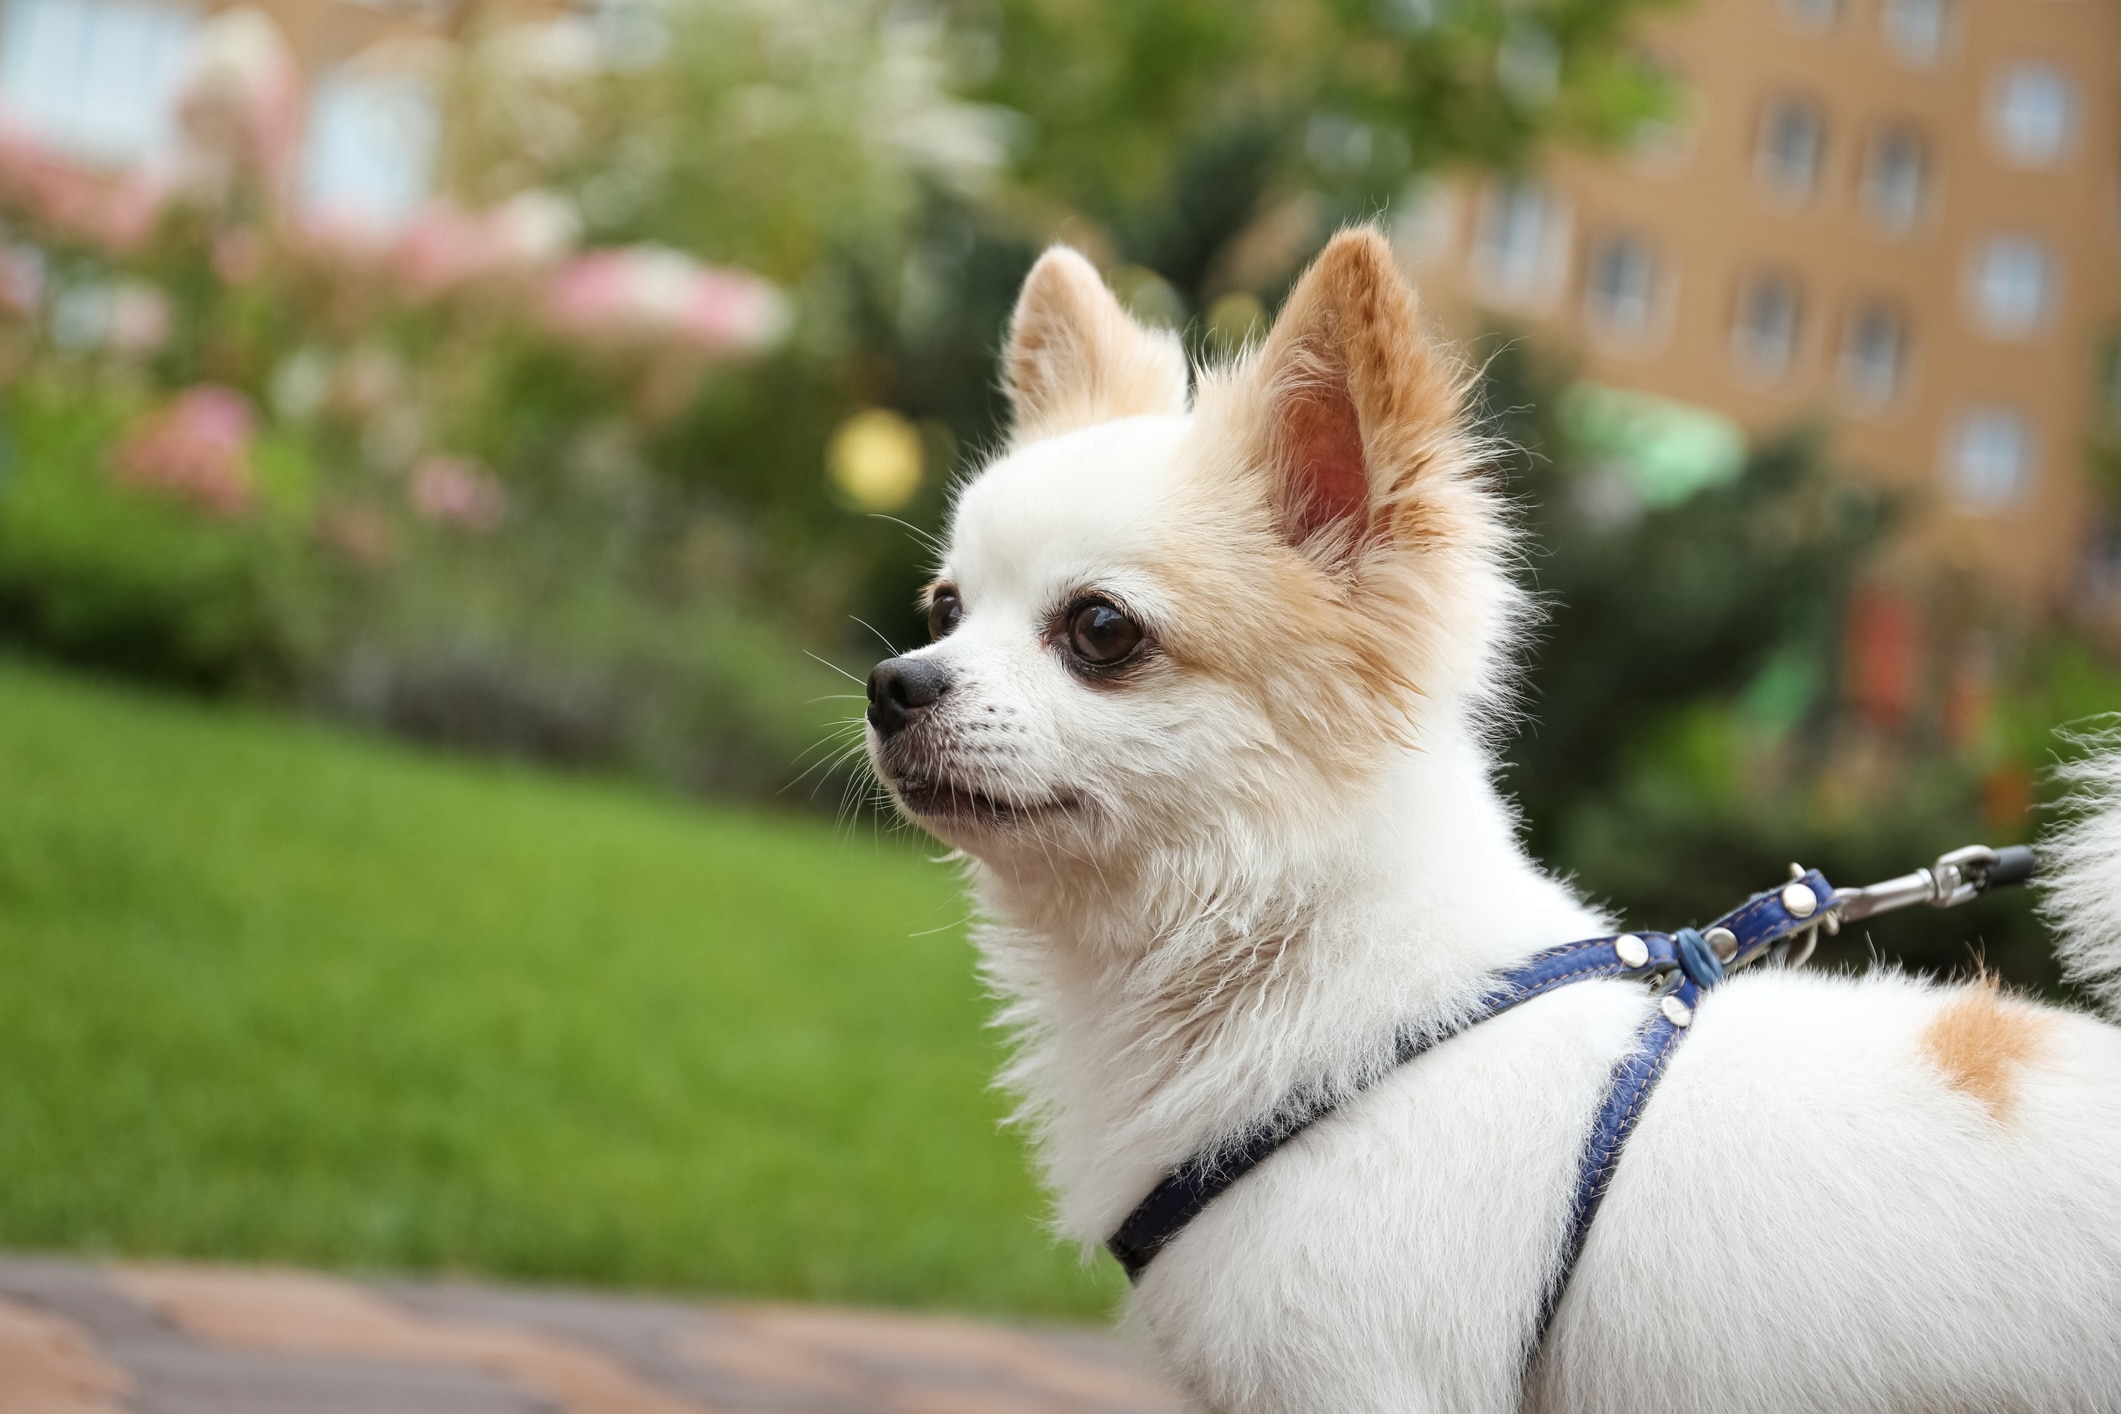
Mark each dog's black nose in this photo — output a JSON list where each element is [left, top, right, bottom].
[[867, 655, 951, 737]]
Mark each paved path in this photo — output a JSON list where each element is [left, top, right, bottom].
[[0, 1258, 1185, 1413]]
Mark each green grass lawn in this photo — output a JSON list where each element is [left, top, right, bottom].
[[0, 656, 1119, 1318]]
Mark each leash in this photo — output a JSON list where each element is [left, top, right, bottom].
[[1105, 842, 2041, 1358]]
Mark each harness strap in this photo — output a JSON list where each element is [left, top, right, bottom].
[[1106, 870, 1835, 1309], [1530, 976, 1697, 1352], [1104, 931, 1667, 1280]]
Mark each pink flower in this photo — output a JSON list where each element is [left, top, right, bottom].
[[0, 131, 167, 254], [111, 386, 256, 518], [409, 455, 506, 533], [543, 246, 786, 355], [542, 249, 630, 329], [98, 170, 167, 251], [391, 203, 498, 299], [672, 267, 788, 352], [388, 193, 577, 299]]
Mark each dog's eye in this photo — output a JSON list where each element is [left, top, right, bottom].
[[1067, 599, 1143, 667], [927, 588, 961, 641]]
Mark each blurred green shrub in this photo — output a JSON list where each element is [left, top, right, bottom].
[[0, 376, 324, 690], [0, 5, 883, 793], [312, 542, 855, 799]]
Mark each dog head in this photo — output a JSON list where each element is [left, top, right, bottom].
[[865, 228, 1517, 879]]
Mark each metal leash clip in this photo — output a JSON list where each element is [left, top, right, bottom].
[[1833, 843, 2041, 920], [1772, 843, 2041, 969]]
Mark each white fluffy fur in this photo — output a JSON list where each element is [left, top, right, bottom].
[[865, 239, 2121, 1411], [2044, 730, 2121, 1013]]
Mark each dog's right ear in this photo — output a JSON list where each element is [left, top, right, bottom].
[[1003, 247, 1189, 445]]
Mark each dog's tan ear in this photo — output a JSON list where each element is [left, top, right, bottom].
[[1239, 227, 1467, 568], [1003, 247, 1189, 444]]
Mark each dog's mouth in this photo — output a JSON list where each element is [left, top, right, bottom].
[[891, 775, 1076, 824]]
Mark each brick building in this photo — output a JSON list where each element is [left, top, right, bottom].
[[1400, 0, 2121, 619]]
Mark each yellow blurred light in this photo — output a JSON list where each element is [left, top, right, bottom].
[[827, 407, 924, 512]]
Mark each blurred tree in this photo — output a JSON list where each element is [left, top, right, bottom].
[[945, 0, 1676, 303], [1482, 336, 1877, 862]]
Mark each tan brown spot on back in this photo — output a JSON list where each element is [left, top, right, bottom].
[[1921, 975, 2052, 1120]]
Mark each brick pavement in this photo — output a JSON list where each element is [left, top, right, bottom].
[[0, 1258, 1186, 1414]]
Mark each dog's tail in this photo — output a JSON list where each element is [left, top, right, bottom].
[[2041, 731, 2121, 1016]]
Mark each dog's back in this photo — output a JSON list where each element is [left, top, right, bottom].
[[1127, 957, 2121, 1413]]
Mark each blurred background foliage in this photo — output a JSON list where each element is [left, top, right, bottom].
[[1480, 337, 2107, 988], [0, 0, 2111, 994]]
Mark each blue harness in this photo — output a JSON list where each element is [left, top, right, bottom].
[[1105, 868, 1838, 1357]]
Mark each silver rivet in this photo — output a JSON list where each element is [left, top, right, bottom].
[[1781, 882, 1817, 919], [1661, 995, 1694, 1027], [1614, 934, 1649, 968], [1705, 926, 1738, 962]]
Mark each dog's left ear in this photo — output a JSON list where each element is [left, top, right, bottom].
[[1236, 227, 1467, 570]]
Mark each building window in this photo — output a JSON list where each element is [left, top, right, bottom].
[[1861, 126, 1929, 235], [1840, 303, 1907, 407], [1969, 234, 2056, 339], [1781, 0, 1841, 34], [1472, 178, 1567, 306], [1881, 0, 1952, 67], [0, 0, 196, 166], [1988, 62, 2078, 169], [1583, 232, 1661, 338], [1946, 406, 2035, 512], [298, 67, 440, 231], [1732, 272, 1802, 380], [1755, 96, 1825, 202]]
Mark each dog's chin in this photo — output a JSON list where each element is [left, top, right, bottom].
[[886, 773, 1077, 834]]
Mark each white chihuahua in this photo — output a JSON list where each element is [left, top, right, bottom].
[[863, 228, 2121, 1412]]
